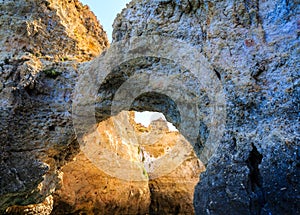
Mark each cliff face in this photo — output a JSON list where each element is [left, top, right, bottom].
[[134, 115, 205, 214], [52, 152, 151, 215], [52, 111, 150, 214], [112, 0, 299, 214], [52, 111, 204, 214], [0, 0, 108, 212], [1, 0, 299, 214], [0, 0, 108, 62]]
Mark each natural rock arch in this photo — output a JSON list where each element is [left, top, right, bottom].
[[1, 0, 299, 214], [73, 36, 226, 168], [111, 1, 299, 214]]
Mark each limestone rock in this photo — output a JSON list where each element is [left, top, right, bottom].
[[112, 0, 300, 214], [1, 0, 299, 214], [149, 156, 203, 215], [5, 195, 53, 215], [0, 0, 108, 62], [52, 152, 151, 215], [133, 113, 206, 214], [0, 0, 108, 212], [52, 111, 204, 214]]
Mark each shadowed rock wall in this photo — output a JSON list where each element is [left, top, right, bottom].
[[1, 0, 299, 214], [0, 0, 108, 212], [112, 0, 299, 214]]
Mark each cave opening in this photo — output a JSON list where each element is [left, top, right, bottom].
[[52, 109, 205, 214], [69, 54, 222, 214], [132, 110, 206, 215], [94, 110, 206, 214]]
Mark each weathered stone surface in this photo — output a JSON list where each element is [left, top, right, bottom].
[[1, 0, 299, 214], [51, 112, 150, 214], [134, 115, 205, 214], [0, 0, 108, 212], [5, 195, 53, 215], [0, 0, 108, 62], [112, 0, 300, 214], [149, 154, 204, 215], [52, 111, 204, 214], [52, 152, 151, 215]]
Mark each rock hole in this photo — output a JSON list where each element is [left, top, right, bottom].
[[214, 69, 221, 81], [247, 143, 266, 213], [247, 143, 263, 191], [48, 125, 55, 131], [52, 110, 205, 214]]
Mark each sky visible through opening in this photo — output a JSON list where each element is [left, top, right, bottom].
[[80, 0, 131, 41], [80, 1, 177, 131], [135, 112, 178, 132]]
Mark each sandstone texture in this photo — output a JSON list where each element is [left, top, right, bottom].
[[5, 195, 54, 215], [0, 0, 108, 212], [135, 115, 205, 214], [52, 111, 204, 214], [52, 112, 151, 214], [0, 0, 108, 62], [112, 0, 300, 214], [52, 152, 151, 215], [1, 0, 299, 214]]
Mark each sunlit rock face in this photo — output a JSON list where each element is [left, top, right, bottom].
[[0, 0, 108, 212], [1, 0, 299, 214], [0, 0, 108, 62], [52, 111, 205, 214], [133, 114, 206, 214], [113, 0, 299, 214], [5, 196, 54, 215], [51, 112, 151, 214], [52, 152, 151, 215]]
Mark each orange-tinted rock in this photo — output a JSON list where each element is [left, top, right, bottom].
[[5, 196, 53, 215], [0, 0, 108, 62], [52, 152, 150, 215], [0, 0, 108, 212], [52, 111, 205, 214]]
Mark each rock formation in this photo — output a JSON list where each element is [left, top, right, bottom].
[[0, 0, 108, 212], [52, 151, 151, 215], [112, 0, 300, 214], [52, 111, 204, 214], [134, 114, 205, 214], [0, 0, 108, 62], [1, 0, 299, 214], [4, 196, 54, 215], [51, 112, 151, 214]]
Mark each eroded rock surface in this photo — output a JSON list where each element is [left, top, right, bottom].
[[134, 115, 205, 214], [1, 0, 299, 214], [52, 152, 151, 215], [52, 111, 204, 214], [0, 0, 108, 212], [0, 0, 108, 62], [5, 196, 54, 215], [112, 0, 300, 214]]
